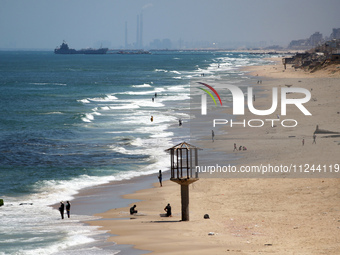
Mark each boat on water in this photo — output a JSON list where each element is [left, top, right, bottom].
[[54, 41, 108, 54]]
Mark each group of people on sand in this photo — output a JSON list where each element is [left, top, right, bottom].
[[129, 170, 172, 217], [58, 201, 71, 219], [130, 203, 172, 217], [58, 170, 172, 219], [233, 143, 247, 151]]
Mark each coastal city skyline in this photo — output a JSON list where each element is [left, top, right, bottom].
[[1, 0, 340, 50]]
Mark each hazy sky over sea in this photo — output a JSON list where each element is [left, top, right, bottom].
[[1, 0, 339, 49]]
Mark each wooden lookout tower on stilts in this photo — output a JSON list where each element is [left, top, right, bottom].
[[166, 142, 200, 221]]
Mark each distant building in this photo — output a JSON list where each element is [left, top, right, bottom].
[[288, 29, 340, 49], [288, 39, 309, 49], [149, 38, 172, 50], [288, 32, 323, 49], [308, 32, 323, 46], [330, 28, 340, 40]]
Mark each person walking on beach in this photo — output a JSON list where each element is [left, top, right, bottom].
[[233, 143, 237, 151], [59, 201, 65, 219], [212, 130, 215, 142], [158, 170, 163, 187], [130, 205, 138, 215], [302, 138, 305, 146], [66, 201, 71, 218], [313, 134, 316, 144], [164, 203, 172, 217]]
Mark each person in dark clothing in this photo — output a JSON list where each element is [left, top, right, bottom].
[[130, 205, 138, 215], [158, 170, 162, 187], [59, 201, 65, 219], [66, 201, 71, 218], [164, 203, 172, 217]]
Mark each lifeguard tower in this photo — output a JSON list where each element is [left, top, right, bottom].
[[166, 142, 200, 221]]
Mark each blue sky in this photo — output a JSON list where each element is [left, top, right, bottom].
[[0, 0, 339, 49]]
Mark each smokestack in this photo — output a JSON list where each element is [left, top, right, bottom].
[[125, 21, 128, 49], [136, 15, 140, 49], [139, 12, 143, 49]]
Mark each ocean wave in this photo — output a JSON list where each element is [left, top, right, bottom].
[[81, 113, 95, 122], [121, 88, 165, 96], [88, 95, 118, 102], [132, 83, 152, 88], [78, 98, 90, 104], [42, 112, 64, 115], [30, 82, 67, 86], [109, 104, 140, 110], [154, 68, 168, 72], [170, 70, 181, 74]]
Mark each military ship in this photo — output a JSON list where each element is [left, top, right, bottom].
[[54, 41, 108, 54]]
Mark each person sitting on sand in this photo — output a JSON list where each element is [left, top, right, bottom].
[[130, 205, 138, 215], [164, 203, 172, 217]]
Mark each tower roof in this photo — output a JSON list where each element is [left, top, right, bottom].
[[165, 142, 201, 151]]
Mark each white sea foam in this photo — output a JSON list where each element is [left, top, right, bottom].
[[130, 137, 143, 147], [132, 83, 152, 88], [121, 87, 165, 96], [78, 99, 91, 104], [109, 104, 140, 110], [88, 95, 117, 102], [154, 68, 168, 72], [170, 70, 181, 74], [158, 94, 190, 102], [100, 106, 111, 110]]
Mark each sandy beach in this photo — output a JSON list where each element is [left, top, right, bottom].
[[87, 58, 340, 254]]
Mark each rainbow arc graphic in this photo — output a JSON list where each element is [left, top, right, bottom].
[[197, 82, 222, 115]]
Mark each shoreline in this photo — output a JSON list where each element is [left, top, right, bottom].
[[85, 57, 340, 254]]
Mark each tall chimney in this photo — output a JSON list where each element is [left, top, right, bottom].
[[136, 15, 140, 49], [125, 21, 128, 49], [139, 12, 143, 49]]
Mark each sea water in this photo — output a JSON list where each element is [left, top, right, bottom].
[[0, 51, 275, 254]]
